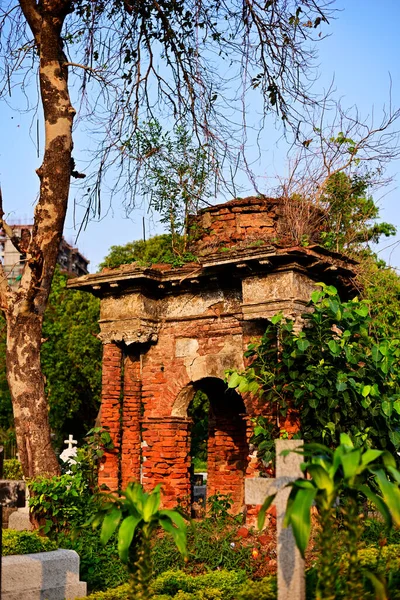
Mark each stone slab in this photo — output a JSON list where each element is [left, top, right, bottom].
[[245, 440, 305, 600], [8, 505, 33, 531], [275, 440, 305, 600], [2, 549, 87, 599]]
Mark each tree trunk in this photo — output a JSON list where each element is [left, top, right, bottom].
[[6, 314, 59, 477], [0, 1, 77, 478]]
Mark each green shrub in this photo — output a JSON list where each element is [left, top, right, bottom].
[[190, 571, 247, 598], [57, 527, 129, 592], [152, 519, 253, 577], [173, 591, 223, 599], [77, 583, 130, 600], [3, 530, 57, 555], [236, 577, 277, 600], [3, 459, 23, 480], [28, 472, 97, 534], [150, 569, 247, 600], [357, 544, 400, 571], [26, 429, 127, 594], [80, 572, 275, 600], [361, 517, 400, 545]]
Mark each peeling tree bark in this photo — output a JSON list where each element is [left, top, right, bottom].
[[0, 0, 76, 477]]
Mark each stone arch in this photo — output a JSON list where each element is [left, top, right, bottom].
[[171, 383, 196, 418], [173, 376, 249, 513]]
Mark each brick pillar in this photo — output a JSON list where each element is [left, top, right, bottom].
[[243, 415, 266, 526], [121, 353, 142, 488], [98, 343, 122, 490], [141, 417, 191, 509], [207, 411, 248, 513]]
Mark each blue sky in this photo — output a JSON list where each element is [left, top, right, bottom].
[[0, 1, 399, 272]]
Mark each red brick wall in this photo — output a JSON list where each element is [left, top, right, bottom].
[[99, 342, 123, 490], [190, 197, 282, 253], [121, 352, 142, 488], [141, 316, 243, 418], [141, 417, 191, 508], [207, 412, 248, 512]]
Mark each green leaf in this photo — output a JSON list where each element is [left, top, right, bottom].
[[357, 484, 392, 530], [336, 380, 348, 392], [339, 433, 354, 448], [307, 464, 334, 494], [380, 358, 390, 375], [326, 285, 337, 296], [381, 401, 392, 417], [238, 379, 250, 393], [361, 385, 371, 398], [297, 339, 310, 352], [159, 517, 187, 557], [143, 488, 161, 521], [257, 493, 276, 530], [363, 571, 389, 600], [159, 509, 186, 531], [285, 487, 317, 558], [227, 372, 241, 389], [100, 508, 122, 545], [117, 515, 141, 562], [387, 466, 400, 484], [328, 340, 340, 355], [374, 470, 400, 526], [389, 430, 400, 449], [361, 449, 384, 465], [271, 313, 284, 325], [379, 342, 389, 356], [311, 290, 322, 304], [354, 305, 369, 318], [341, 449, 361, 480], [371, 345, 380, 362], [124, 482, 145, 514]]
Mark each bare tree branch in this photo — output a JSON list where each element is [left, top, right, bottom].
[[0, 186, 27, 254]]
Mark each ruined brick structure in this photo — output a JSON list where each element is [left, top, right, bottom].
[[69, 197, 355, 513]]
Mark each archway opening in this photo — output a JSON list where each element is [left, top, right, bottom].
[[187, 377, 248, 516]]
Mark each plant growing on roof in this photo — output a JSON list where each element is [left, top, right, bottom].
[[92, 482, 187, 600], [128, 121, 214, 255]]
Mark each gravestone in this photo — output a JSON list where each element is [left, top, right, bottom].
[[245, 439, 305, 600], [59, 435, 78, 470], [9, 434, 78, 533]]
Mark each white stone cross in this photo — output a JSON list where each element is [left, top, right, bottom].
[[245, 439, 305, 600], [60, 434, 78, 469], [64, 434, 77, 450]]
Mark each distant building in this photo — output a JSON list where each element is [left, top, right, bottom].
[[0, 224, 89, 288]]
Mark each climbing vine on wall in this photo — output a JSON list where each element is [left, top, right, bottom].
[[226, 284, 400, 462]]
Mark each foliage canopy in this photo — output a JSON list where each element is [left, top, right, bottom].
[[0, 269, 102, 446], [227, 284, 400, 461]]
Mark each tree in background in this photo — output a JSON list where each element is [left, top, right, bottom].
[[99, 235, 179, 270], [0, 269, 102, 450], [41, 269, 102, 446], [0, 0, 334, 476], [277, 99, 400, 249], [275, 100, 400, 338], [357, 258, 400, 339], [319, 171, 396, 255]]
